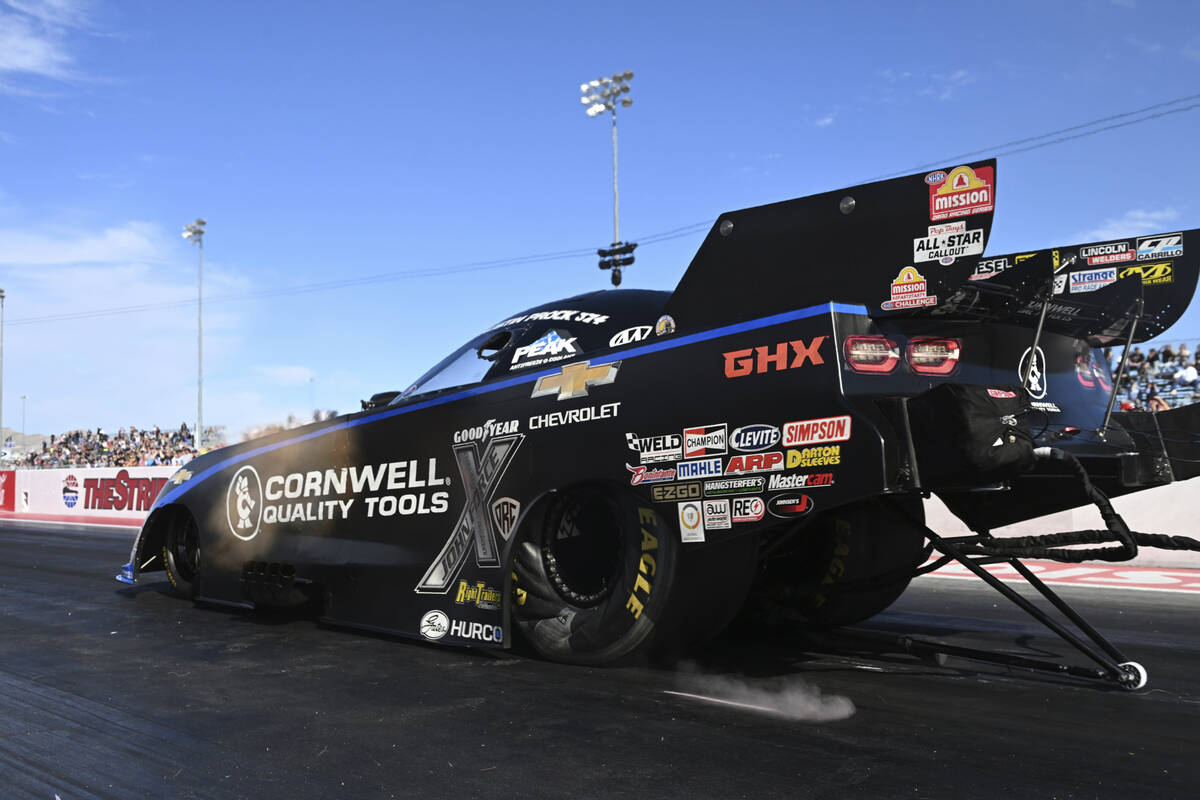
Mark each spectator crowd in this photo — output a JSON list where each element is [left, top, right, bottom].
[[18, 423, 198, 469], [1111, 341, 1200, 412]]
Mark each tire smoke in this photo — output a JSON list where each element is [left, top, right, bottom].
[[670, 670, 855, 722]]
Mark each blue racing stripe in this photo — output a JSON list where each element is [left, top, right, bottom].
[[155, 301, 867, 507]]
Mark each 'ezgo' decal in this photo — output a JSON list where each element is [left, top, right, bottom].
[[416, 434, 524, 593]]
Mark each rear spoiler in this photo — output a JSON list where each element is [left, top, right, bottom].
[[898, 230, 1199, 344], [664, 160, 998, 331], [665, 161, 1196, 344]]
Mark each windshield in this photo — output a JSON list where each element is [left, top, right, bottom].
[[398, 329, 513, 400]]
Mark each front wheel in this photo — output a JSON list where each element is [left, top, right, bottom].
[[162, 513, 201, 598]]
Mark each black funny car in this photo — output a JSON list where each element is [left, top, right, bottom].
[[120, 160, 1200, 687]]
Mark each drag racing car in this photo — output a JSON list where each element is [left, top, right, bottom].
[[119, 160, 1200, 688]]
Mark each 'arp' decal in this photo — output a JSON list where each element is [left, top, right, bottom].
[[416, 434, 523, 593]]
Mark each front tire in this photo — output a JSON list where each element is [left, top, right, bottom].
[[162, 513, 200, 598]]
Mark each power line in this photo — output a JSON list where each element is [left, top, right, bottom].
[[6, 92, 1196, 327]]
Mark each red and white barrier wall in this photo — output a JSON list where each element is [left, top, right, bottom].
[[0, 466, 177, 527]]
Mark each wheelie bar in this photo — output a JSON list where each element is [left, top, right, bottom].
[[921, 529, 1148, 690]]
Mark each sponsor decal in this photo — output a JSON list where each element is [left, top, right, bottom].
[[704, 476, 766, 497], [455, 579, 502, 610], [491, 497, 520, 541], [650, 482, 702, 502], [490, 309, 610, 329], [1052, 273, 1068, 295], [655, 315, 676, 336], [676, 458, 723, 480], [1079, 241, 1133, 266], [531, 360, 620, 401], [725, 451, 785, 475], [1136, 233, 1182, 262], [416, 433, 523, 593], [913, 220, 985, 265], [529, 401, 620, 430], [987, 388, 1017, 399], [767, 472, 834, 490], [723, 336, 826, 378], [626, 431, 683, 464], [1069, 268, 1117, 294], [226, 465, 262, 540], [729, 423, 781, 452], [969, 257, 1009, 281], [782, 415, 852, 447], [678, 501, 705, 543], [609, 325, 652, 347], [928, 165, 995, 221], [1019, 346, 1048, 400], [1119, 261, 1174, 286], [419, 610, 450, 641], [255, 459, 451, 528], [449, 619, 504, 643], [62, 474, 80, 509], [882, 266, 937, 310], [731, 496, 765, 523], [1031, 400, 1062, 413], [682, 424, 727, 458], [627, 463, 677, 485], [511, 329, 580, 369], [625, 507, 660, 618], [83, 470, 170, 512], [169, 468, 193, 486], [453, 419, 519, 444], [702, 499, 732, 530], [767, 494, 815, 519], [786, 446, 841, 468]]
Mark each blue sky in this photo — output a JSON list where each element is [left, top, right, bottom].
[[0, 0, 1198, 441]]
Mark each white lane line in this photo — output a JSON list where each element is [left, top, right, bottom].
[[662, 690, 783, 715]]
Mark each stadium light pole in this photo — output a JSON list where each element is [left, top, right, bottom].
[[580, 70, 636, 286], [20, 395, 26, 437], [182, 219, 206, 451]]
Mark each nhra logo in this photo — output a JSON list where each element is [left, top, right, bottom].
[[62, 474, 80, 508], [928, 165, 994, 221], [511, 329, 579, 368], [1136, 234, 1182, 262], [226, 465, 263, 541], [682, 424, 727, 458], [729, 424, 780, 452], [1119, 261, 1174, 286]]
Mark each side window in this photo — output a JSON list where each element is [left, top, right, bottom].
[[400, 330, 515, 399]]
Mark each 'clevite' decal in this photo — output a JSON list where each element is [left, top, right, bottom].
[[416, 433, 524, 593]]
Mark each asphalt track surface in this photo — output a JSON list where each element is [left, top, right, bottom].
[[1, 522, 1196, 799]]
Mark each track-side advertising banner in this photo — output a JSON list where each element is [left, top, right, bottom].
[[0, 467, 177, 525]]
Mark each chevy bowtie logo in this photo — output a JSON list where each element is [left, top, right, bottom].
[[531, 360, 621, 401]]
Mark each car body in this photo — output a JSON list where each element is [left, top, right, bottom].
[[119, 160, 1200, 670]]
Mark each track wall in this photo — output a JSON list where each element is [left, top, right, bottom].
[[0, 467, 177, 527]]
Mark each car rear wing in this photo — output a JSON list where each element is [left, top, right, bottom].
[[665, 160, 1197, 345]]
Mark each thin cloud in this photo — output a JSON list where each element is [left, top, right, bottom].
[[919, 69, 975, 101], [257, 366, 316, 387], [1126, 37, 1163, 55], [814, 113, 836, 128], [1076, 208, 1180, 242], [0, 0, 91, 91], [0, 221, 164, 264]]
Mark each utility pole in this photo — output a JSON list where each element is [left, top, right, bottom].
[[183, 219, 206, 450]]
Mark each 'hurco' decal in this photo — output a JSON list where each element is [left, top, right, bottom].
[[416, 433, 524, 593]]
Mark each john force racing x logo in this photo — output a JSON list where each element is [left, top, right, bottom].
[[415, 433, 524, 593], [226, 465, 263, 541]]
